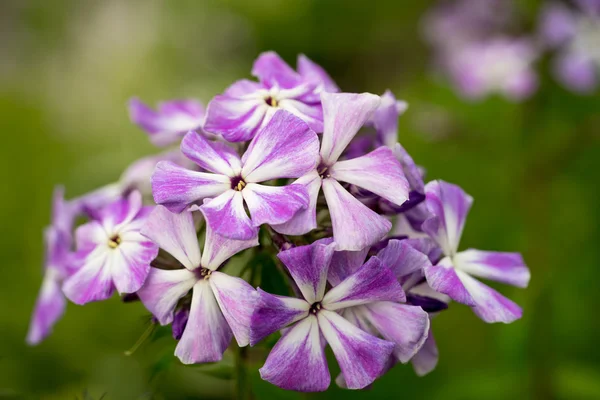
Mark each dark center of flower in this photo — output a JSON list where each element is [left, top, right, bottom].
[[108, 234, 122, 249], [196, 267, 212, 281], [317, 161, 330, 179], [231, 176, 246, 191], [309, 302, 322, 315], [265, 96, 278, 107]]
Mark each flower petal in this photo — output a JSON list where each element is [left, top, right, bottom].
[[327, 247, 369, 286], [209, 271, 257, 347], [62, 248, 114, 305], [241, 110, 319, 183], [393, 143, 424, 194], [242, 183, 309, 227], [411, 327, 438, 376], [204, 95, 268, 142], [175, 281, 233, 364], [200, 190, 258, 241], [423, 257, 475, 306], [180, 131, 241, 176], [111, 239, 158, 294], [26, 270, 66, 345], [259, 315, 329, 392], [200, 213, 259, 270], [372, 90, 405, 148], [151, 161, 230, 213], [277, 240, 336, 304], [141, 206, 201, 270], [454, 249, 530, 288], [330, 146, 409, 206], [137, 268, 197, 324], [319, 92, 381, 164], [554, 51, 598, 94], [278, 98, 324, 133], [457, 271, 523, 323], [271, 171, 322, 236], [376, 239, 431, 280], [323, 256, 405, 310], [252, 51, 301, 89], [317, 310, 394, 390], [322, 178, 391, 251], [297, 54, 339, 93], [250, 289, 310, 345], [363, 302, 430, 363], [422, 180, 473, 256]]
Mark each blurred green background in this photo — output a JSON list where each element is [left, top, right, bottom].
[[1, 0, 599, 399]]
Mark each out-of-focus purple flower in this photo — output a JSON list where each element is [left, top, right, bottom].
[[446, 37, 539, 101], [539, 2, 600, 93], [129, 98, 206, 147], [62, 191, 159, 304], [26, 187, 80, 345], [421, 181, 530, 323], [272, 92, 410, 251], [137, 206, 258, 364], [152, 110, 320, 241], [250, 240, 405, 391], [204, 52, 338, 142]]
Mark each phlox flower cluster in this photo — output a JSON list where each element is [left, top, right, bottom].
[[28, 51, 530, 392]]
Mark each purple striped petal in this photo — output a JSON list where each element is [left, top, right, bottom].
[[204, 95, 268, 142], [322, 178, 391, 251], [323, 257, 405, 310], [454, 249, 530, 288], [175, 281, 233, 364], [241, 110, 319, 183], [200, 190, 258, 241], [200, 213, 259, 270], [259, 315, 329, 392], [250, 289, 310, 345], [243, 183, 309, 227], [278, 99, 324, 133], [330, 146, 409, 207], [411, 327, 438, 376], [62, 248, 115, 305], [340, 306, 377, 336], [141, 206, 201, 270], [137, 268, 197, 324], [252, 51, 302, 89], [129, 98, 204, 147], [319, 92, 381, 164], [318, 310, 394, 390], [172, 307, 189, 340], [297, 54, 339, 93], [327, 247, 369, 286], [180, 131, 241, 176], [26, 270, 66, 345], [98, 191, 143, 233], [209, 271, 257, 347], [110, 239, 158, 294], [363, 302, 430, 363], [151, 161, 230, 213], [377, 239, 432, 280], [224, 79, 263, 97], [423, 257, 475, 306], [393, 143, 424, 194], [422, 180, 473, 256], [277, 240, 336, 303], [372, 90, 406, 148], [458, 271, 523, 323], [271, 171, 322, 236]]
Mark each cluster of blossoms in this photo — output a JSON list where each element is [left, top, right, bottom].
[[422, 0, 600, 99], [28, 51, 530, 392]]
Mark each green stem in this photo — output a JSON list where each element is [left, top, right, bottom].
[[234, 346, 252, 400]]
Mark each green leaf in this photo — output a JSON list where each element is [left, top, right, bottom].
[[255, 252, 290, 296]]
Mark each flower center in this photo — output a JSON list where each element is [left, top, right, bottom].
[[317, 161, 330, 179], [231, 176, 246, 191], [108, 234, 122, 249], [265, 96, 278, 107], [309, 302, 322, 315], [196, 267, 212, 281]]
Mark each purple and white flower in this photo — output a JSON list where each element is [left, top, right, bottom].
[[539, 1, 600, 93], [204, 52, 338, 142], [137, 206, 258, 364], [421, 180, 530, 323], [129, 98, 206, 147], [62, 191, 159, 304], [152, 110, 320, 240], [251, 240, 405, 391], [273, 92, 410, 251]]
